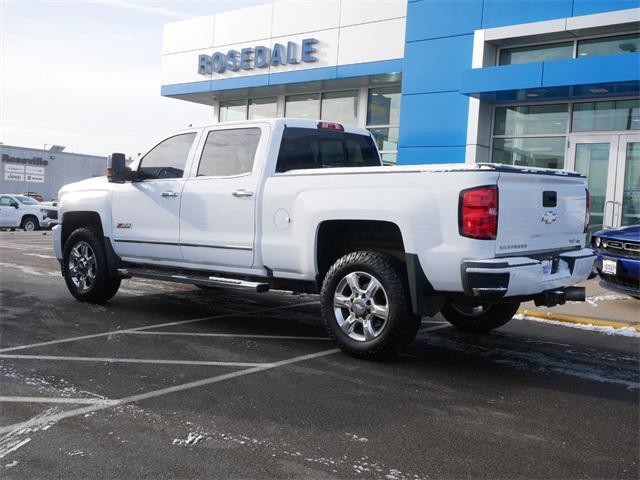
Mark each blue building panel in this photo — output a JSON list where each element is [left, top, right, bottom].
[[572, 0, 639, 16], [402, 35, 475, 94], [398, 91, 470, 148], [397, 146, 467, 165], [481, 0, 573, 29], [405, 0, 483, 42], [460, 62, 544, 94], [542, 53, 640, 87]]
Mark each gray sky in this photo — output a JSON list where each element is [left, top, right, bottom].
[[0, 0, 269, 157]]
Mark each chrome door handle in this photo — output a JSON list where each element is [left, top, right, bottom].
[[232, 189, 254, 197], [161, 191, 179, 198]]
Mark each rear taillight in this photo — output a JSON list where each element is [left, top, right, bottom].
[[459, 186, 498, 240], [584, 188, 590, 234]]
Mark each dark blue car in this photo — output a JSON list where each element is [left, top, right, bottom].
[[592, 225, 640, 299]]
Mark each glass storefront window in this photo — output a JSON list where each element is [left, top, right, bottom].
[[572, 99, 640, 132], [367, 86, 401, 126], [248, 97, 277, 120], [380, 152, 397, 165], [369, 127, 399, 153], [494, 104, 568, 136], [498, 42, 573, 65], [492, 137, 566, 169], [578, 33, 639, 58], [285, 94, 320, 119], [621, 142, 640, 226], [219, 100, 247, 122], [320, 91, 358, 124], [574, 143, 611, 236]]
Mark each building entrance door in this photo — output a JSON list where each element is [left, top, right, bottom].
[[567, 133, 640, 235]]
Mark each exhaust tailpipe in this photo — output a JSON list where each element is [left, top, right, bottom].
[[534, 287, 586, 307], [564, 286, 586, 302]]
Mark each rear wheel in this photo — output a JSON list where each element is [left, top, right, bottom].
[[321, 251, 420, 360], [21, 216, 39, 231], [63, 228, 121, 303], [440, 301, 519, 333]]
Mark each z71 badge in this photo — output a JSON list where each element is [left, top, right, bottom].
[[116, 223, 132, 229]]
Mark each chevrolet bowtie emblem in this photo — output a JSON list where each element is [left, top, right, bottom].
[[541, 211, 557, 224]]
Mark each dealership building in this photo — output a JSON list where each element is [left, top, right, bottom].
[[0, 145, 107, 201], [161, 0, 639, 234]]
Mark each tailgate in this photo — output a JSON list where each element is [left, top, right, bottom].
[[496, 172, 587, 256]]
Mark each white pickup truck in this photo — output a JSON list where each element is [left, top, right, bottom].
[[53, 118, 595, 358], [0, 194, 57, 231]]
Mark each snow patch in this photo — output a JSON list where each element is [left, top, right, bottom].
[[584, 293, 631, 306], [346, 433, 368, 442], [172, 432, 204, 447], [515, 314, 640, 338], [0, 408, 60, 459], [4, 460, 18, 468]]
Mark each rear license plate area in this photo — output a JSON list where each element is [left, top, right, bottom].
[[542, 257, 561, 275]]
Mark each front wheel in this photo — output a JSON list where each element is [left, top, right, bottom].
[[321, 251, 420, 360], [21, 216, 40, 231], [63, 228, 121, 303], [440, 301, 519, 333]]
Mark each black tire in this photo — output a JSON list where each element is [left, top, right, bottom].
[[321, 251, 420, 360], [440, 301, 519, 333], [63, 227, 121, 303], [21, 216, 40, 232]]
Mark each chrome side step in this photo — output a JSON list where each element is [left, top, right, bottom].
[[117, 268, 270, 293]]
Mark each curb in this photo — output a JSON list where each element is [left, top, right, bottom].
[[518, 309, 640, 332]]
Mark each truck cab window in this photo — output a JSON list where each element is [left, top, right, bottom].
[[0, 196, 15, 206], [138, 133, 196, 180], [276, 127, 380, 173], [197, 128, 261, 177]]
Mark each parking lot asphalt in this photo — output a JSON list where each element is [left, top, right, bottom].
[[1, 231, 639, 479]]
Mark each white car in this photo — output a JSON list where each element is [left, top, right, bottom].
[[0, 194, 58, 231], [53, 118, 595, 358]]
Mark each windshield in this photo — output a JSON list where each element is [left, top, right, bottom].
[[16, 196, 39, 205]]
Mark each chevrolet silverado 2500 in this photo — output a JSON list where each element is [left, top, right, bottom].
[[53, 119, 595, 358]]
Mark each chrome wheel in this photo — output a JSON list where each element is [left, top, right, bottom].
[[333, 271, 389, 342], [23, 220, 36, 231], [68, 241, 97, 292]]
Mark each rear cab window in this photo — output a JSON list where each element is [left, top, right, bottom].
[[276, 127, 381, 173]]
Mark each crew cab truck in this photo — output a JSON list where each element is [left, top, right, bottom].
[[53, 119, 595, 359]]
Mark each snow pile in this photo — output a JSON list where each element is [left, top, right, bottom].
[[515, 314, 640, 338]]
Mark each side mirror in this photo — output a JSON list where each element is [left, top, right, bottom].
[[11, 202, 19, 209], [107, 153, 132, 183]]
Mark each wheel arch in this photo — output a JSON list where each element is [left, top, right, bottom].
[[20, 213, 39, 226], [61, 211, 120, 278], [315, 219, 406, 284], [314, 220, 444, 318]]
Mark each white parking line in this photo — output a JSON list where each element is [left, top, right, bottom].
[[421, 324, 451, 332], [0, 348, 339, 435], [0, 354, 265, 368], [126, 331, 330, 341], [0, 301, 320, 353], [0, 396, 118, 406]]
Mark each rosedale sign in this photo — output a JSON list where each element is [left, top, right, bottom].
[[198, 38, 318, 75]]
